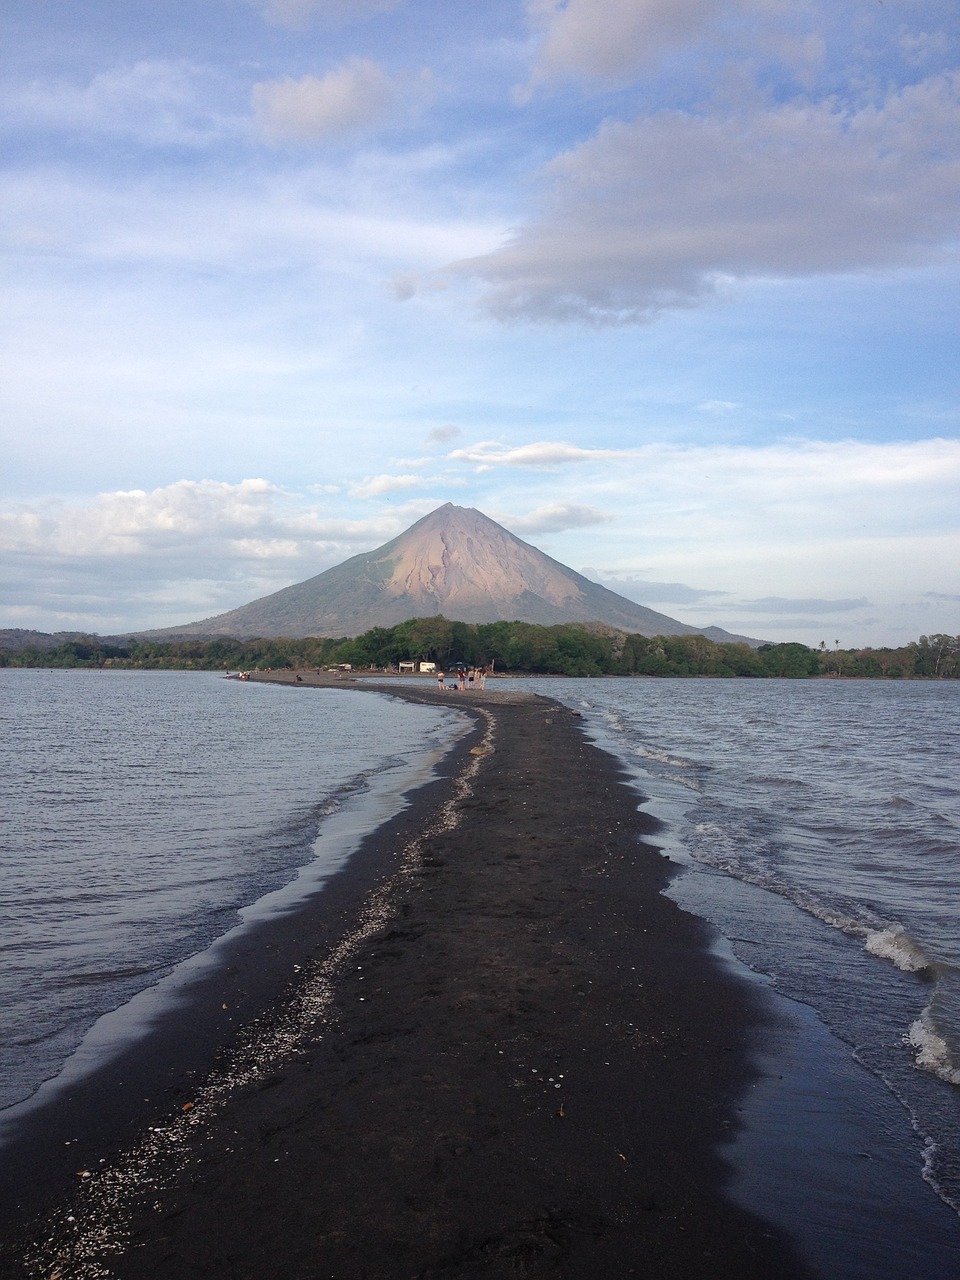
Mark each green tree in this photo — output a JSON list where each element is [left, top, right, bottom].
[[909, 634, 960, 678], [757, 643, 820, 677]]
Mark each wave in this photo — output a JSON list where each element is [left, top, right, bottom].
[[632, 744, 696, 770], [689, 825, 936, 975], [919, 1133, 960, 1216], [747, 775, 812, 789], [865, 925, 932, 974], [690, 828, 872, 935], [907, 1010, 960, 1086]]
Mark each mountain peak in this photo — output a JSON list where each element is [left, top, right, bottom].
[[137, 503, 753, 644]]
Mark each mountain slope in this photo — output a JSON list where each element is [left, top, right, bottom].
[[139, 504, 753, 642]]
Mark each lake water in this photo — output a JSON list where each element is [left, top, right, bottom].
[[509, 675, 960, 1275], [0, 669, 467, 1114]]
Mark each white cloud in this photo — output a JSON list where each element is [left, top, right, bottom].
[[698, 400, 740, 414], [0, 479, 404, 565], [348, 473, 425, 498], [449, 73, 960, 323], [2, 163, 498, 272], [586, 571, 728, 604], [506, 502, 611, 533], [0, 481, 435, 630], [609, 438, 960, 536], [523, 0, 724, 90], [899, 27, 953, 69], [449, 440, 629, 468], [252, 59, 433, 144], [1, 59, 231, 147], [569, 438, 960, 641], [518, 0, 834, 97]]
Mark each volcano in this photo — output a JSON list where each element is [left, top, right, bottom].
[[142, 503, 751, 643]]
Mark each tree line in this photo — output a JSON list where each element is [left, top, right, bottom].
[[2, 619, 958, 679]]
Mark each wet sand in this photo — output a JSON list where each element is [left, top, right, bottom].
[[1, 678, 811, 1278]]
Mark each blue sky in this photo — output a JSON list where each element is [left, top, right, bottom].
[[2, 0, 958, 645]]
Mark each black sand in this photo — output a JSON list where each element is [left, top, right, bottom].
[[1, 678, 811, 1278]]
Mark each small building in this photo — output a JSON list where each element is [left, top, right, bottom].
[[419, 662, 436, 673], [398, 661, 416, 673]]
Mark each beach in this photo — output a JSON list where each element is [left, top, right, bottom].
[[1, 676, 813, 1278]]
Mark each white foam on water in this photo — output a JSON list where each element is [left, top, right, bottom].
[[693, 821, 725, 839], [907, 1010, 960, 1087], [918, 1133, 960, 1215], [690, 822, 866, 933], [633, 744, 695, 770], [865, 925, 932, 974], [689, 822, 935, 965], [600, 708, 624, 734]]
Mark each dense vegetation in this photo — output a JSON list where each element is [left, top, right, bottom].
[[2, 619, 958, 679]]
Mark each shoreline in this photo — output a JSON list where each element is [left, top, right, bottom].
[[2, 679, 811, 1278], [0, 680, 485, 1230]]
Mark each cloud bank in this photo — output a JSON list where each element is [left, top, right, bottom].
[[0, 481, 421, 630], [450, 441, 629, 469], [451, 73, 960, 323], [505, 502, 611, 533], [583, 571, 729, 606]]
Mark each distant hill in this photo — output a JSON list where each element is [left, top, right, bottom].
[[133, 503, 760, 645], [0, 628, 92, 651]]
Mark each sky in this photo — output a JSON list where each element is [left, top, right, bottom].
[[2, 0, 958, 647]]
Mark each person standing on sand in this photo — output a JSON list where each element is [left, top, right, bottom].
[[437, 670, 445, 691]]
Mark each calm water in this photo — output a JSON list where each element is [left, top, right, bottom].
[[511, 676, 960, 1264], [0, 670, 466, 1113]]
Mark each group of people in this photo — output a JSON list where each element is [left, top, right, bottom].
[[436, 666, 486, 692]]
